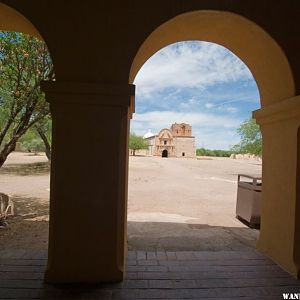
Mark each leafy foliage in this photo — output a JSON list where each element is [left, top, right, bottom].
[[231, 118, 262, 156], [34, 115, 52, 160], [18, 129, 44, 153], [129, 133, 149, 155], [0, 31, 53, 166], [196, 148, 233, 157], [19, 116, 52, 158]]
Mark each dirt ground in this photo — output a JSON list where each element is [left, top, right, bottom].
[[0, 152, 261, 252]]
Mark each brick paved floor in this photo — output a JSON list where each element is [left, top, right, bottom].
[[0, 250, 300, 299]]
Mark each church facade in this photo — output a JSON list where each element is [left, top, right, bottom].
[[143, 123, 196, 158]]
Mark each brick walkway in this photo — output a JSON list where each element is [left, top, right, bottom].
[[0, 250, 300, 299]]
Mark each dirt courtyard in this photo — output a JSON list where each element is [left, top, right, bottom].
[[0, 152, 261, 252]]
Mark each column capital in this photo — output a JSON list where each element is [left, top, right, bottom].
[[253, 95, 300, 125], [41, 81, 135, 109]]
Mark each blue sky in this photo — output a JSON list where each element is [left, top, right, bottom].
[[131, 41, 260, 150]]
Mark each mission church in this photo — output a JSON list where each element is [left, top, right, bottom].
[[143, 123, 196, 158]]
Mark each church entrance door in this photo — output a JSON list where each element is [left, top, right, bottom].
[[162, 149, 168, 158]]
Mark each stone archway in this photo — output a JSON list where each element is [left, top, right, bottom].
[[162, 149, 168, 158], [129, 10, 299, 277], [0, 1, 298, 285], [0, 3, 42, 39], [0, 2, 57, 281], [129, 10, 295, 106]]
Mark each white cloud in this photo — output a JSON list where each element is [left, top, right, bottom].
[[178, 97, 198, 110], [134, 41, 253, 98], [131, 41, 259, 149], [222, 106, 238, 113], [131, 110, 242, 149], [204, 102, 238, 113], [194, 130, 240, 150], [132, 111, 240, 129], [205, 103, 214, 109]]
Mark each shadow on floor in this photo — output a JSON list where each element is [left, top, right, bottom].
[[0, 161, 50, 176], [127, 221, 259, 251], [1, 199, 259, 253]]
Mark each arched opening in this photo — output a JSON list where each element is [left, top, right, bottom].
[[128, 39, 261, 252], [0, 3, 42, 39], [0, 4, 53, 259], [129, 10, 295, 105], [128, 10, 296, 268], [0, 1, 298, 288], [162, 149, 168, 158]]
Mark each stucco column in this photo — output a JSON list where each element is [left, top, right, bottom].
[[253, 95, 300, 278], [42, 81, 134, 283]]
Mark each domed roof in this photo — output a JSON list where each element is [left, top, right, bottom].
[[143, 130, 155, 139]]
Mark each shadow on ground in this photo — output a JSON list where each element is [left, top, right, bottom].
[[0, 161, 50, 176], [127, 221, 259, 251], [0, 196, 49, 251], [0, 197, 259, 253]]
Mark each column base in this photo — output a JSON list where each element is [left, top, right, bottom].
[[44, 261, 124, 284], [45, 272, 124, 284], [257, 238, 299, 278]]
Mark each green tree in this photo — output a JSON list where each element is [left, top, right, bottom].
[[232, 118, 262, 156], [19, 116, 52, 160], [0, 31, 53, 167], [129, 133, 149, 156], [196, 148, 232, 157], [34, 115, 52, 160]]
